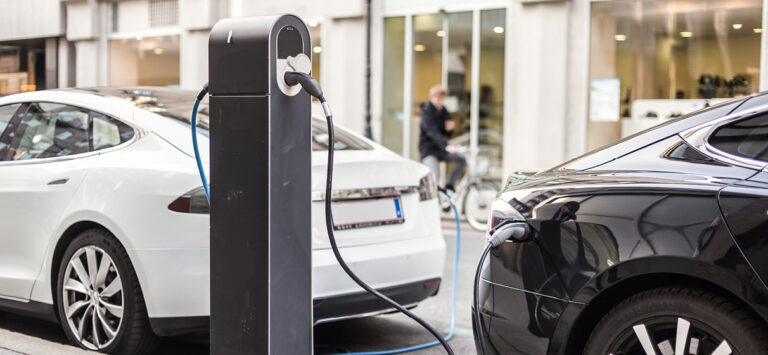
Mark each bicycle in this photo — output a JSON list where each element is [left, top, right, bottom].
[[437, 146, 500, 231]]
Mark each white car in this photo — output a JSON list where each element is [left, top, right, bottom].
[[0, 87, 446, 354]]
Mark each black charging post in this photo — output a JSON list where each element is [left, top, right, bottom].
[[208, 15, 312, 354]]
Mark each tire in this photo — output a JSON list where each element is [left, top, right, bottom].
[[462, 180, 499, 231], [56, 228, 159, 354], [584, 287, 768, 355]]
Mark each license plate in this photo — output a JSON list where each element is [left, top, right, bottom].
[[331, 197, 404, 230]]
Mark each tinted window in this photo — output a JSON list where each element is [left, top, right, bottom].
[[91, 111, 135, 150], [3, 103, 89, 161], [311, 119, 372, 151], [72, 87, 209, 132], [709, 113, 768, 162], [0, 103, 21, 138], [548, 98, 745, 172]]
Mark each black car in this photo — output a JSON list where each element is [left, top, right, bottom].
[[474, 93, 768, 355]]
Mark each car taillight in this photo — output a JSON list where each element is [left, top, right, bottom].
[[419, 173, 437, 201], [168, 187, 210, 214]]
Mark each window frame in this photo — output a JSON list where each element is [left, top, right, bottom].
[[0, 101, 140, 166], [682, 102, 768, 170]]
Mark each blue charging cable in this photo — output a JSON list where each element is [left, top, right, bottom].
[[192, 83, 210, 202], [324, 191, 461, 355]]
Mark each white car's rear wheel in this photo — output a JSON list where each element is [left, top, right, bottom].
[[56, 228, 158, 354]]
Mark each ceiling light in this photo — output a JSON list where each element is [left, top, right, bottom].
[[154, 48, 163, 55], [308, 21, 319, 27], [136, 36, 143, 41], [733, 24, 743, 30], [414, 44, 426, 52], [493, 26, 504, 34], [436, 30, 445, 37], [755, 28, 763, 34], [614, 34, 627, 41], [680, 31, 693, 38], [313, 46, 322, 54]]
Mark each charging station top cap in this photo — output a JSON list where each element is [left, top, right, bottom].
[[208, 14, 311, 96]]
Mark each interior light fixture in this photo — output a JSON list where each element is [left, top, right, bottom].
[[436, 30, 445, 37], [414, 44, 426, 52], [136, 36, 143, 41], [755, 28, 763, 34], [313, 46, 322, 54], [614, 34, 627, 41], [154, 48, 164, 55], [493, 26, 504, 34], [308, 21, 319, 27], [733, 24, 743, 29], [680, 31, 693, 38]]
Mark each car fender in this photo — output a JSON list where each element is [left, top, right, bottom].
[[548, 255, 768, 355]]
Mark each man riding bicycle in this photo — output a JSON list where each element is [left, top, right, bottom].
[[418, 85, 467, 191]]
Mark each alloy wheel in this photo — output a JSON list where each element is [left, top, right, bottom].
[[609, 316, 734, 355], [62, 245, 124, 351]]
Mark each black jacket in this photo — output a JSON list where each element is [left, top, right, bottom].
[[418, 101, 452, 159]]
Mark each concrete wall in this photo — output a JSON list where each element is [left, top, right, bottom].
[[0, 0, 62, 41], [502, 0, 589, 174]]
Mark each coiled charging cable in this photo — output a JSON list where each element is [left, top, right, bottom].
[[191, 77, 454, 354]]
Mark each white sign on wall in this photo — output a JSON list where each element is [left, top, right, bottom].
[[590, 78, 621, 122]]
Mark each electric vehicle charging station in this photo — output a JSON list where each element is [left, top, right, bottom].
[[208, 15, 313, 354]]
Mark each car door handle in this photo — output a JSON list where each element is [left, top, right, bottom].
[[47, 178, 69, 185]]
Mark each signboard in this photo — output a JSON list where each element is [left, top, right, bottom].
[[590, 78, 621, 122]]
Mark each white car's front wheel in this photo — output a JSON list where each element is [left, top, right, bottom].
[[56, 228, 159, 354]]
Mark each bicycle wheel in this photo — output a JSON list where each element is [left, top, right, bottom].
[[462, 180, 499, 231]]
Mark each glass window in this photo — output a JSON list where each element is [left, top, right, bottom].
[[4, 103, 89, 161], [91, 111, 135, 151], [589, 0, 763, 150], [479, 9, 505, 178], [311, 119, 372, 151], [0, 103, 21, 137], [412, 14, 444, 160], [710, 114, 768, 162], [445, 12, 473, 146], [381, 17, 406, 154], [309, 22, 322, 84]]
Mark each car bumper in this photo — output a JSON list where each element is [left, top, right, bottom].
[[134, 233, 446, 335]]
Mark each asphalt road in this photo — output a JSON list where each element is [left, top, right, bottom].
[[0, 220, 485, 355]]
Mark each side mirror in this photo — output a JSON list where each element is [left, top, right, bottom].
[[488, 222, 530, 247]]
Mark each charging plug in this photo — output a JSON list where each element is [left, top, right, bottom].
[[284, 71, 324, 100]]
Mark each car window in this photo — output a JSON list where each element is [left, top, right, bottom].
[[5, 103, 89, 161], [547, 98, 745, 172], [0, 103, 21, 137], [311, 119, 373, 151], [91, 111, 135, 151], [709, 113, 768, 162]]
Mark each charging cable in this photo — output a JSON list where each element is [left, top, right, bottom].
[[323, 189, 460, 355], [192, 83, 210, 202], [191, 75, 454, 354]]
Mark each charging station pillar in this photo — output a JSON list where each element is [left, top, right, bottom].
[[208, 15, 312, 354]]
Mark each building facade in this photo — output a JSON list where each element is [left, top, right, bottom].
[[0, 0, 766, 181]]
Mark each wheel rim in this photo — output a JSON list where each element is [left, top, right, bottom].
[[608, 316, 734, 355], [464, 184, 497, 230], [62, 246, 124, 350]]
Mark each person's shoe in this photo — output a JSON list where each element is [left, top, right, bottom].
[[444, 184, 455, 193]]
